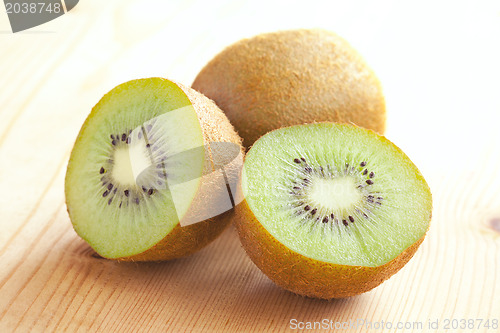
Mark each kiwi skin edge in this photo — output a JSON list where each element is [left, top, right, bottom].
[[234, 199, 426, 299]]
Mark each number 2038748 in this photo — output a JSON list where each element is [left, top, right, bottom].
[[5, 2, 62, 14]]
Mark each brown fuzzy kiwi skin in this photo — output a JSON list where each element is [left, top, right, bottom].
[[192, 29, 386, 148], [112, 80, 243, 262], [234, 199, 426, 299]]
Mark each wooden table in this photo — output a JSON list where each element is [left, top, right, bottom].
[[1, 1, 499, 332]]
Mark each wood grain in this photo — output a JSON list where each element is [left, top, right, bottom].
[[0, 1, 499, 332]]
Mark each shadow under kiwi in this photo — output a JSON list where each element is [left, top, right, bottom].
[[69, 225, 367, 330]]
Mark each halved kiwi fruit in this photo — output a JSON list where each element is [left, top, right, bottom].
[[234, 123, 432, 298], [65, 78, 243, 261], [192, 29, 386, 148]]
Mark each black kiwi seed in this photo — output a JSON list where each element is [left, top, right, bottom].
[[293, 186, 300, 190], [110, 134, 115, 140], [146, 144, 151, 148], [363, 169, 368, 175], [322, 216, 329, 223], [103, 190, 109, 197], [112, 140, 117, 146], [107, 183, 113, 190], [369, 171, 375, 178], [360, 161, 367, 167], [148, 188, 154, 195], [108, 198, 113, 205], [142, 186, 147, 192], [301, 157, 306, 162], [304, 205, 311, 211], [366, 179, 374, 185], [121, 133, 127, 141], [100, 167, 105, 174], [310, 208, 317, 215], [349, 216, 355, 223], [342, 219, 348, 226], [294, 158, 301, 163], [124, 190, 129, 197]]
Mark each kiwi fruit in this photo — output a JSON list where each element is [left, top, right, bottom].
[[234, 123, 432, 298], [65, 78, 243, 261], [192, 29, 386, 148]]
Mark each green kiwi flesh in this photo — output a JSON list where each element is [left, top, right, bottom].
[[65, 78, 242, 260]]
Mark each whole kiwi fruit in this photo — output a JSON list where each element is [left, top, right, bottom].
[[192, 29, 386, 148], [65, 78, 243, 261]]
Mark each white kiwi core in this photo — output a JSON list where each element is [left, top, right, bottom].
[[307, 176, 361, 212], [112, 144, 150, 187]]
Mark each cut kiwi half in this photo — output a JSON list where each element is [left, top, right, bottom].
[[192, 29, 386, 148], [65, 78, 243, 261], [234, 123, 432, 298]]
